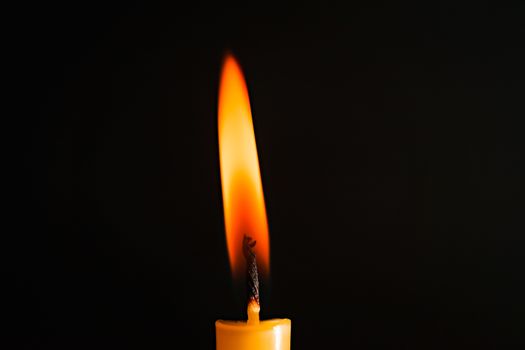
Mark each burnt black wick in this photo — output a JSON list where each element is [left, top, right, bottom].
[[243, 235, 260, 307]]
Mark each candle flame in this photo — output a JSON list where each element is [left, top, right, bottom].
[[218, 53, 270, 279]]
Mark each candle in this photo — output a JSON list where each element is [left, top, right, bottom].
[[216, 53, 291, 350]]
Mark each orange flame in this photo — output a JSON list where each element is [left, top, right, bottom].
[[218, 53, 270, 279]]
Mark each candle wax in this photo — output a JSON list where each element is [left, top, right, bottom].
[[215, 318, 291, 350]]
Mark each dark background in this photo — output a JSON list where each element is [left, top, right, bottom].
[[10, 1, 525, 349]]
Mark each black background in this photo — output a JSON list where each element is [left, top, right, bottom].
[[11, 1, 525, 349]]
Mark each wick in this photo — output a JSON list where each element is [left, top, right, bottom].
[[243, 235, 260, 324], [247, 299, 260, 325]]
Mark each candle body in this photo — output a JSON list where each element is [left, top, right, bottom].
[[215, 319, 291, 350]]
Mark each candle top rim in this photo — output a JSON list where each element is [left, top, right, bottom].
[[215, 318, 291, 331]]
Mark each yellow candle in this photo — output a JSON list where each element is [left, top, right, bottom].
[[217, 53, 291, 349], [216, 302, 291, 350]]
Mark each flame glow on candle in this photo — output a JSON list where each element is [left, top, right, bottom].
[[218, 53, 270, 279]]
